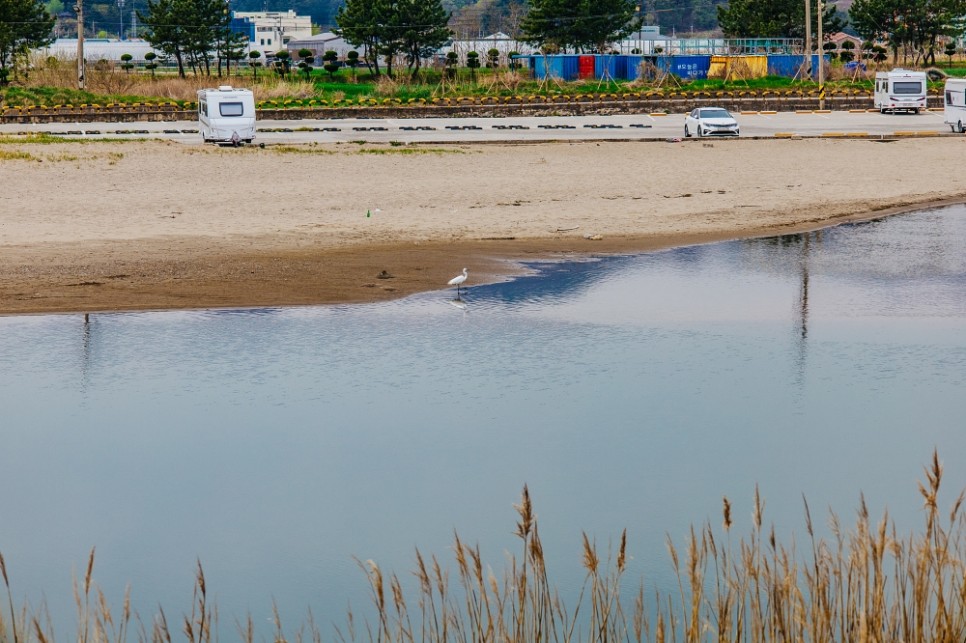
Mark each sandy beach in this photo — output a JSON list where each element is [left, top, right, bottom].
[[1, 136, 965, 315]]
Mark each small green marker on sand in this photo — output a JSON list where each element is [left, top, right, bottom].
[[366, 209, 371, 218]]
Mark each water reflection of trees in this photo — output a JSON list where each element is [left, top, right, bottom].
[[474, 256, 632, 305], [747, 210, 964, 282], [468, 209, 965, 308]]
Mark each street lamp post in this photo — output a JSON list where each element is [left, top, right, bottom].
[[118, 0, 125, 40]]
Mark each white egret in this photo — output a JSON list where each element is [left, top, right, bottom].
[[448, 268, 468, 297]]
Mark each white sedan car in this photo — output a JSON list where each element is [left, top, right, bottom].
[[684, 107, 740, 137]]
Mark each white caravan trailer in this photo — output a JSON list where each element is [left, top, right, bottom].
[[943, 77, 966, 132], [197, 86, 256, 145], [873, 69, 927, 114]]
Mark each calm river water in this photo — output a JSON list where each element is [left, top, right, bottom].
[[1, 205, 965, 638]]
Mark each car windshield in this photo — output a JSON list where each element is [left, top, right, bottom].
[[700, 109, 732, 119]]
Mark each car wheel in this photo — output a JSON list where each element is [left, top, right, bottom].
[[684, 125, 690, 138], [696, 127, 703, 137], [959, 121, 965, 134]]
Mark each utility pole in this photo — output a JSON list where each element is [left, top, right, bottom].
[[804, 0, 811, 75], [74, 0, 85, 89], [118, 0, 125, 40], [817, 0, 824, 108]]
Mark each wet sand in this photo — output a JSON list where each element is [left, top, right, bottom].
[[1, 136, 964, 315]]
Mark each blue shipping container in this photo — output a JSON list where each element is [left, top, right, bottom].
[[661, 55, 711, 80], [621, 55, 644, 81], [595, 55, 618, 80], [531, 55, 580, 80], [526, 53, 828, 82]]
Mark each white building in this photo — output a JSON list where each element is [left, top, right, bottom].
[[232, 10, 312, 57], [38, 38, 158, 62], [286, 32, 352, 59], [440, 32, 536, 62]]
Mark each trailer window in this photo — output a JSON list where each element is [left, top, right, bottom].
[[893, 81, 923, 95], [219, 102, 245, 117]]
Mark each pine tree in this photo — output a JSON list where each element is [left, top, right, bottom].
[[139, 0, 230, 77], [717, 0, 842, 39], [521, 0, 640, 53], [138, 0, 188, 77], [335, 0, 392, 77], [0, 0, 55, 82], [396, 0, 451, 79]]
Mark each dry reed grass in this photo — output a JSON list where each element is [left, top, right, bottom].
[[343, 453, 966, 643], [21, 54, 316, 102], [1, 451, 965, 642]]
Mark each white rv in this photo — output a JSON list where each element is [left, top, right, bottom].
[[197, 86, 256, 145], [873, 69, 927, 114], [943, 77, 966, 132]]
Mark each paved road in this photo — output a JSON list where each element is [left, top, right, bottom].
[[0, 109, 954, 144]]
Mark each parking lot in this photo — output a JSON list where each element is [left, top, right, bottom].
[[0, 108, 953, 144]]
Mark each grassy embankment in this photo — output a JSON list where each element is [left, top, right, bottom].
[[1, 451, 965, 642], [1, 55, 961, 111]]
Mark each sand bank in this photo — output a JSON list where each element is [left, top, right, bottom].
[[1, 137, 964, 314]]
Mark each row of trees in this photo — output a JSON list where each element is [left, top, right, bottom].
[[717, 0, 844, 40], [136, 0, 248, 77], [6, 0, 966, 85], [334, 0, 643, 78], [718, 0, 966, 67], [849, 0, 966, 66], [334, 0, 451, 79]]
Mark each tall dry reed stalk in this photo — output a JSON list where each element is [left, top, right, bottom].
[[3, 451, 966, 642], [1, 551, 23, 643], [183, 560, 213, 643]]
